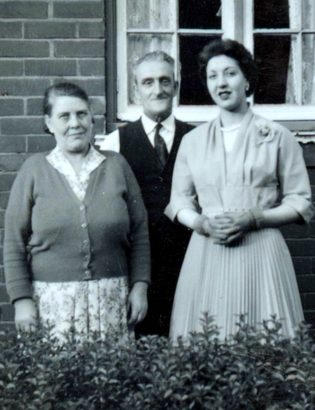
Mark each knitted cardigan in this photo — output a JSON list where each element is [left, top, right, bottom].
[[4, 150, 150, 303]]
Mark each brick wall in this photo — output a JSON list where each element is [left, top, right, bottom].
[[0, 0, 105, 329]]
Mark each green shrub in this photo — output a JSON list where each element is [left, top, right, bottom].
[[0, 314, 314, 409]]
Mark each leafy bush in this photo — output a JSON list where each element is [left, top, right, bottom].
[[0, 314, 315, 409]]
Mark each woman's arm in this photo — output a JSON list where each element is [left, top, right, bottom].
[[4, 158, 38, 331], [127, 281, 148, 325]]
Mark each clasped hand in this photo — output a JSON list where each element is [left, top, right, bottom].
[[200, 212, 253, 245]]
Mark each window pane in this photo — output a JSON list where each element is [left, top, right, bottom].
[[127, 0, 174, 30], [302, 34, 315, 104], [179, 36, 220, 105], [254, 0, 289, 29], [127, 34, 173, 104], [254, 35, 291, 104], [178, 0, 221, 29], [302, 1, 315, 29]]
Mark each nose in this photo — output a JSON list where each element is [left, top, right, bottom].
[[69, 114, 80, 128], [152, 80, 163, 95], [217, 73, 227, 88]]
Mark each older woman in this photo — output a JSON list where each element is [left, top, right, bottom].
[[4, 82, 150, 343], [166, 39, 314, 341]]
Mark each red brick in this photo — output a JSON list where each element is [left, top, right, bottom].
[[79, 22, 105, 38], [286, 239, 315, 257], [0, 2, 48, 19], [0, 22, 22, 38], [1, 118, 45, 136], [297, 275, 315, 293], [56, 78, 105, 96], [25, 59, 77, 77], [0, 266, 4, 283], [304, 294, 315, 310], [0, 323, 15, 331], [0, 79, 50, 97], [0, 99, 24, 116], [93, 117, 106, 135], [0, 61, 24, 77], [27, 136, 56, 153], [0, 41, 49, 57], [0, 154, 25, 172], [0, 174, 17, 192], [90, 97, 105, 116], [0, 137, 26, 153], [304, 311, 315, 327], [25, 21, 76, 39], [292, 257, 312, 276], [27, 98, 44, 115], [1, 304, 14, 322], [54, 40, 104, 58], [54, 2, 104, 19], [0, 193, 10, 209], [79, 59, 105, 76], [0, 285, 9, 303], [280, 223, 309, 239], [0, 210, 4, 228]]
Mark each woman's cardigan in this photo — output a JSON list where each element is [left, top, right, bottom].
[[4, 150, 150, 303]]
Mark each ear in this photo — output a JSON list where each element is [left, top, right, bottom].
[[44, 115, 53, 133], [173, 81, 179, 97]]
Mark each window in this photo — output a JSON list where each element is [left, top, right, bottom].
[[115, 0, 315, 123]]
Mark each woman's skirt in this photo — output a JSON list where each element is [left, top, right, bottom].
[[33, 276, 134, 344], [170, 228, 304, 341]]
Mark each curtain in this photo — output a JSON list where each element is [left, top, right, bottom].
[[286, 0, 315, 104]]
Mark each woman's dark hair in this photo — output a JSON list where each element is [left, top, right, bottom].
[[198, 39, 258, 97], [43, 82, 91, 133]]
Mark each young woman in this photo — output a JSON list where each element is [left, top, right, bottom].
[[166, 39, 314, 340], [4, 82, 150, 343]]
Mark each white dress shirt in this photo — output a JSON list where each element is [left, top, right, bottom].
[[98, 113, 176, 153]]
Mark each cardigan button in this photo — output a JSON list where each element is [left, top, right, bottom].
[[81, 223, 87, 229], [80, 205, 85, 211], [84, 270, 91, 277]]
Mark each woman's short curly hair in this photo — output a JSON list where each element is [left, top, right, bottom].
[[43, 82, 91, 134], [198, 38, 258, 97]]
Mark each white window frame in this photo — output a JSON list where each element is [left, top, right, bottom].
[[116, 0, 315, 123]]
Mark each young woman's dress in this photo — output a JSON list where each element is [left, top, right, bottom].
[[165, 109, 314, 340]]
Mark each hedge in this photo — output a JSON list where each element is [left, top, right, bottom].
[[0, 314, 314, 409]]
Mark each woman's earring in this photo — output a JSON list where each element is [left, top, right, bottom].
[[245, 84, 249, 91]]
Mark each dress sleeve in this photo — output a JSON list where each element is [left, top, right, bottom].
[[278, 128, 314, 223], [120, 157, 151, 286], [165, 135, 199, 221], [4, 159, 35, 303]]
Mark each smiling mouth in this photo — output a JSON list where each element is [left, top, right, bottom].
[[218, 91, 231, 99]]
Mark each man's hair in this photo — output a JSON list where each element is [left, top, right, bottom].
[[133, 51, 175, 81]]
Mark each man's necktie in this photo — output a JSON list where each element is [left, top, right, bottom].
[[154, 122, 168, 167]]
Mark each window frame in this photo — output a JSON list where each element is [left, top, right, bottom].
[[106, 0, 315, 130]]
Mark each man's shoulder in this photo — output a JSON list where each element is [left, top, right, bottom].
[[119, 119, 143, 135], [175, 118, 195, 133]]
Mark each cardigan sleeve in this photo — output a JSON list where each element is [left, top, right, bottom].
[[120, 156, 151, 286], [165, 134, 200, 222], [4, 157, 36, 303], [277, 127, 314, 223]]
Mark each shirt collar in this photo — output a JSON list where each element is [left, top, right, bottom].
[[141, 113, 175, 135]]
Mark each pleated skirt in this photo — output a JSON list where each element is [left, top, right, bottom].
[[33, 277, 134, 344], [170, 228, 304, 341]]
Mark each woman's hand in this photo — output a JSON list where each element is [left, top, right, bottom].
[[14, 298, 38, 333], [211, 212, 254, 245], [127, 281, 148, 325]]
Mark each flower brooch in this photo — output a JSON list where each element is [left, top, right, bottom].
[[254, 119, 276, 145]]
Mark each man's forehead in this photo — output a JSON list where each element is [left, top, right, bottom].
[[135, 60, 174, 78]]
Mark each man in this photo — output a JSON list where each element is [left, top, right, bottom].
[[98, 51, 194, 336]]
